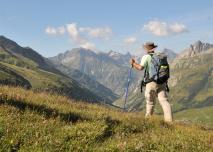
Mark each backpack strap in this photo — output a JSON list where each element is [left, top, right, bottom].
[[166, 82, 170, 92]]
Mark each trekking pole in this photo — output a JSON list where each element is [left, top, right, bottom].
[[123, 64, 133, 111]]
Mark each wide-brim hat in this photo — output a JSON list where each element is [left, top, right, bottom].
[[143, 42, 158, 51]]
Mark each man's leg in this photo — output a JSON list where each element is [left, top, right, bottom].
[[157, 85, 173, 122], [145, 82, 157, 117]]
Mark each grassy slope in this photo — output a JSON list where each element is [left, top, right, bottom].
[[175, 106, 213, 126], [0, 63, 31, 88], [0, 62, 101, 102], [0, 86, 213, 151], [0, 44, 62, 88], [0, 62, 60, 88]]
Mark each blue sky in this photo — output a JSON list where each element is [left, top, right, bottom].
[[0, 0, 213, 57]]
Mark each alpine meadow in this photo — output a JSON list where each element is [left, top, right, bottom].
[[1, 0, 213, 151]]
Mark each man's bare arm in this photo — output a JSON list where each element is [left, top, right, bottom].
[[130, 58, 144, 71], [132, 62, 144, 71]]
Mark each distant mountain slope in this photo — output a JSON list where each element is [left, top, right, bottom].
[[49, 48, 142, 95], [169, 41, 213, 111], [0, 36, 102, 102], [52, 64, 118, 103]]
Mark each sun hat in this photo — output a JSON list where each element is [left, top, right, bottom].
[[143, 42, 158, 51]]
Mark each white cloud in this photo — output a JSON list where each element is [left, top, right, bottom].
[[66, 23, 96, 50], [57, 26, 66, 35], [143, 20, 188, 36], [45, 26, 65, 35], [45, 23, 113, 50], [66, 23, 81, 42], [169, 23, 187, 33], [124, 37, 137, 45], [79, 27, 112, 40], [45, 27, 57, 35]]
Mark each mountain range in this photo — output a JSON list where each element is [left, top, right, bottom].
[[49, 48, 142, 96], [0, 36, 103, 103], [1, 35, 212, 124]]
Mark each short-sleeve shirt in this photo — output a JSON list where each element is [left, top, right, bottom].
[[140, 53, 154, 75]]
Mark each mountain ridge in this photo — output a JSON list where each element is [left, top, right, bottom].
[[176, 40, 213, 59], [0, 36, 103, 102], [49, 48, 142, 95]]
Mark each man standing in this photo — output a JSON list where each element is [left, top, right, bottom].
[[130, 42, 173, 122]]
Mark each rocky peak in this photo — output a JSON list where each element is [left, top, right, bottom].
[[106, 50, 133, 65], [189, 41, 213, 53], [62, 48, 97, 58], [178, 41, 213, 58], [108, 50, 120, 56], [71, 47, 95, 54]]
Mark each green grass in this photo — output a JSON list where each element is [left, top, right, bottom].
[[0, 86, 213, 151], [175, 106, 213, 126], [0, 46, 37, 69]]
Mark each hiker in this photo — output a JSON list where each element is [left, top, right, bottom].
[[130, 42, 173, 122]]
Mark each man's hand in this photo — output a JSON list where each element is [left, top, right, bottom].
[[129, 58, 143, 71], [129, 58, 135, 67]]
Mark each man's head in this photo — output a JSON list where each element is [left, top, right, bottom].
[[143, 42, 157, 53]]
